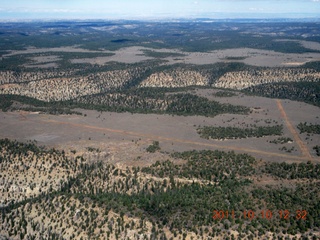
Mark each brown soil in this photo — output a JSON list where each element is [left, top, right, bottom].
[[276, 99, 313, 161]]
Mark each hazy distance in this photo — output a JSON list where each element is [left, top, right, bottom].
[[1, 0, 319, 20]]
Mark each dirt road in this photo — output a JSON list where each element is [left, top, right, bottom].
[[36, 117, 312, 162], [276, 99, 313, 161]]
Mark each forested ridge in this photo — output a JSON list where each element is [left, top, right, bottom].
[[0, 87, 250, 117]]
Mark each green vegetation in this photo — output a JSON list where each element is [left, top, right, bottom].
[[297, 122, 320, 134], [76, 89, 250, 117], [72, 149, 320, 237], [1, 21, 320, 238], [0, 95, 14, 112], [197, 125, 283, 140], [0, 51, 115, 70], [1, 139, 320, 239], [143, 150, 257, 180], [0, 94, 82, 115], [214, 91, 237, 97], [224, 56, 247, 60], [313, 145, 320, 156], [269, 137, 293, 144], [278, 146, 296, 153], [0, 90, 249, 117], [86, 147, 101, 153], [0, 138, 43, 154], [243, 82, 320, 107], [264, 161, 320, 179], [0, 55, 33, 71], [303, 61, 320, 72], [166, 93, 249, 116], [37, 51, 114, 68], [1, 21, 319, 56], [146, 141, 161, 153], [142, 49, 186, 59]]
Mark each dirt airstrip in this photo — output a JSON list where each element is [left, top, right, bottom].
[[1, 90, 319, 166]]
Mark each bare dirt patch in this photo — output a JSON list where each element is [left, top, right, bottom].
[[71, 46, 153, 64]]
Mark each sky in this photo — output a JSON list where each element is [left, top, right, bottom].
[[0, 0, 319, 20]]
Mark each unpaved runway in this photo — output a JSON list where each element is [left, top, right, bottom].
[[276, 99, 313, 161], [35, 116, 312, 162], [2, 94, 318, 164]]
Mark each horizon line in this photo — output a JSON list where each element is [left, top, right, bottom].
[[0, 16, 320, 22]]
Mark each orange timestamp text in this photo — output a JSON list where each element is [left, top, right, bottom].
[[213, 210, 308, 221]]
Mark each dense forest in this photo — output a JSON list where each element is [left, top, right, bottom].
[[264, 161, 320, 179], [1, 139, 319, 239], [243, 82, 320, 107]]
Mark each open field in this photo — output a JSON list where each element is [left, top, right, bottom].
[[1, 90, 319, 164]]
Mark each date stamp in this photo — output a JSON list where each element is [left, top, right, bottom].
[[213, 210, 308, 221]]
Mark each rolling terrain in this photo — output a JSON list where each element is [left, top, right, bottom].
[[0, 20, 320, 239]]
